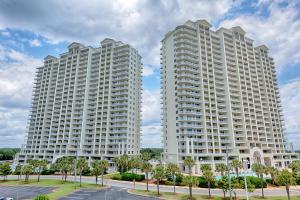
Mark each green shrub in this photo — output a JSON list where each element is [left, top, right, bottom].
[[246, 176, 267, 188], [111, 173, 122, 180], [41, 169, 55, 175], [166, 172, 184, 185], [33, 195, 50, 200], [198, 176, 216, 188], [121, 172, 145, 181]]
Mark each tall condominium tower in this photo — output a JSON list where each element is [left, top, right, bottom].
[[17, 38, 142, 164], [161, 20, 298, 173]]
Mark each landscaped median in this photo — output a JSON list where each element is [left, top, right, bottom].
[[128, 189, 300, 200], [0, 179, 105, 199]]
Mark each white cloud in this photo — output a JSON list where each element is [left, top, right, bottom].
[[142, 90, 161, 123], [141, 123, 162, 148], [280, 78, 300, 150], [29, 38, 41, 47], [142, 65, 155, 76], [1, 31, 10, 37], [220, 1, 300, 71]]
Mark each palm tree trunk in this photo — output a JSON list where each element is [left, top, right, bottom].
[[157, 180, 160, 195], [208, 181, 211, 198], [101, 172, 104, 186], [146, 173, 149, 191], [96, 175, 98, 184], [261, 182, 264, 198], [80, 172, 82, 187], [65, 172, 67, 182], [189, 184, 192, 199], [38, 172, 40, 182], [236, 169, 239, 178], [223, 189, 226, 199], [286, 186, 290, 200], [173, 174, 176, 193]]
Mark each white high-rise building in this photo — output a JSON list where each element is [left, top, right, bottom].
[[16, 38, 142, 164], [161, 20, 299, 173]]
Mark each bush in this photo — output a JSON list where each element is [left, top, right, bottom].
[[166, 173, 184, 185], [111, 173, 122, 180], [246, 176, 267, 188], [33, 195, 50, 200], [121, 172, 145, 181], [41, 169, 56, 175], [198, 176, 216, 188]]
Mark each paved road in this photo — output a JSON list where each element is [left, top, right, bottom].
[[59, 186, 156, 200], [0, 186, 54, 200], [6, 175, 300, 197]]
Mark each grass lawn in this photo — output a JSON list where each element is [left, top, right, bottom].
[[128, 189, 300, 200], [0, 179, 104, 199]]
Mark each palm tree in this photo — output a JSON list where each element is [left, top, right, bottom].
[[14, 164, 22, 180], [275, 169, 296, 200], [140, 152, 151, 162], [183, 156, 195, 198], [266, 166, 278, 185], [231, 159, 242, 178], [22, 164, 33, 182], [130, 156, 141, 188], [56, 156, 74, 182], [288, 160, 300, 174], [0, 162, 12, 181], [166, 163, 180, 193], [182, 175, 198, 200], [252, 163, 266, 198], [216, 163, 227, 177], [201, 164, 214, 199], [113, 154, 129, 173], [152, 164, 165, 195], [91, 160, 101, 185], [99, 160, 109, 186], [141, 162, 152, 191], [76, 157, 88, 186]]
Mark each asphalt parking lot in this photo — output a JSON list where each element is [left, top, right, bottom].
[[0, 186, 54, 200], [59, 186, 157, 200]]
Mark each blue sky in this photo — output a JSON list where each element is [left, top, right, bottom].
[[0, 0, 300, 149]]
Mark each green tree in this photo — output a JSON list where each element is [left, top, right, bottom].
[[76, 157, 88, 186], [231, 159, 242, 178], [201, 164, 214, 199], [28, 159, 48, 182], [130, 156, 141, 188], [91, 160, 101, 185], [141, 162, 152, 191], [56, 156, 74, 182], [216, 163, 227, 177], [166, 163, 180, 193], [152, 164, 165, 195], [183, 156, 195, 199], [99, 160, 109, 186], [140, 152, 152, 162], [275, 169, 296, 200], [288, 160, 300, 174], [182, 175, 198, 200], [252, 163, 266, 198], [0, 162, 12, 181], [22, 164, 33, 182], [217, 176, 230, 199], [113, 154, 130, 173], [266, 166, 278, 185], [14, 164, 22, 180]]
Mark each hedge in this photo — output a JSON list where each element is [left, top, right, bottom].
[[112, 172, 145, 181]]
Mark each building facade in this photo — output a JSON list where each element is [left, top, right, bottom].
[[16, 38, 142, 164], [161, 20, 298, 173]]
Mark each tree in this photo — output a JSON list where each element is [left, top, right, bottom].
[[217, 176, 230, 199], [275, 169, 296, 200], [14, 164, 22, 180], [182, 175, 198, 200], [130, 156, 141, 188], [22, 164, 33, 182], [252, 163, 266, 198], [140, 152, 152, 162], [183, 156, 195, 199], [152, 164, 165, 195], [266, 166, 278, 185], [99, 160, 109, 186], [231, 159, 242, 178], [141, 162, 152, 191], [216, 163, 227, 177], [76, 157, 88, 186], [91, 160, 101, 185], [113, 154, 130, 173], [201, 164, 214, 199], [28, 159, 48, 182], [0, 162, 12, 181], [55, 156, 74, 182], [288, 160, 300, 174], [166, 163, 180, 193]]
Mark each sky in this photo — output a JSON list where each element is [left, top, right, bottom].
[[0, 0, 300, 150]]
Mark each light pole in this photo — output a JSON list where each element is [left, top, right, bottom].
[[243, 160, 249, 200], [226, 147, 232, 200]]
